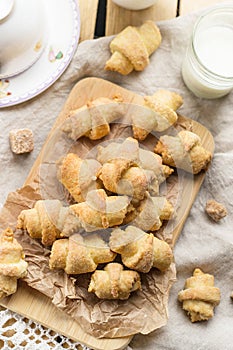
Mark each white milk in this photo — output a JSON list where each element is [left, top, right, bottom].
[[195, 26, 233, 77], [182, 7, 233, 99]]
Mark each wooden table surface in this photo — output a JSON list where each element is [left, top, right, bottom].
[[79, 0, 226, 42]]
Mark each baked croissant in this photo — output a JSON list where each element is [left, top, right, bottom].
[[49, 233, 116, 274], [98, 158, 154, 200], [154, 130, 212, 174], [178, 268, 221, 322], [88, 262, 141, 300], [62, 97, 124, 141], [17, 190, 130, 245], [139, 148, 173, 192], [110, 226, 173, 273], [105, 21, 162, 75], [132, 89, 183, 140], [123, 192, 174, 231], [0, 228, 28, 299], [69, 189, 130, 232], [97, 137, 173, 194], [17, 199, 66, 246], [58, 153, 102, 203]]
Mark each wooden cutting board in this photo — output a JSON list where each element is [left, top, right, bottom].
[[0, 77, 214, 350]]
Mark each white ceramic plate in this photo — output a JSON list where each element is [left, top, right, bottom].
[[0, 0, 80, 108]]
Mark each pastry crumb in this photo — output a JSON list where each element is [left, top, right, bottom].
[[205, 199, 227, 222], [9, 129, 34, 154]]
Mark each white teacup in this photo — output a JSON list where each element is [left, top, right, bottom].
[[0, 0, 47, 78], [112, 0, 157, 11]]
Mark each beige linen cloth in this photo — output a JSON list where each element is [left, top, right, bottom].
[[1, 4, 233, 349]]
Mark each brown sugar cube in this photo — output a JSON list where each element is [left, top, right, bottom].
[[9, 129, 34, 154], [205, 199, 227, 222]]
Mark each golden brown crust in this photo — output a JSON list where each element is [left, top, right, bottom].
[[128, 193, 174, 231], [105, 51, 133, 75], [110, 226, 173, 273], [132, 89, 182, 140], [139, 148, 174, 185], [18, 191, 130, 245], [97, 137, 139, 164], [98, 158, 133, 192], [110, 26, 150, 71], [88, 263, 141, 300], [105, 21, 162, 75], [144, 97, 178, 131], [152, 89, 183, 111], [34, 200, 62, 246], [97, 137, 173, 199], [178, 287, 221, 305], [132, 125, 150, 141], [17, 200, 64, 246], [154, 130, 212, 174], [49, 234, 116, 275], [85, 99, 110, 139], [178, 268, 221, 322], [98, 158, 150, 201], [138, 20, 162, 56], [152, 236, 173, 271], [0, 228, 28, 299], [109, 226, 173, 273], [62, 97, 124, 140], [70, 189, 130, 231], [58, 153, 83, 202], [58, 153, 102, 203], [163, 164, 174, 179], [110, 227, 154, 273], [123, 166, 151, 200]]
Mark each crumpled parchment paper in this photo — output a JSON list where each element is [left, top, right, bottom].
[[0, 3, 233, 348], [0, 117, 177, 338]]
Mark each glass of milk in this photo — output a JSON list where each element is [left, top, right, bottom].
[[182, 5, 233, 99], [112, 0, 157, 11]]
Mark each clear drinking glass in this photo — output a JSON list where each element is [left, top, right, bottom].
[[182, 5, 233, 99]]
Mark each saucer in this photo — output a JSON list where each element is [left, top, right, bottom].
[[0, 0, 48, 79], [0, 0, 80, 108]]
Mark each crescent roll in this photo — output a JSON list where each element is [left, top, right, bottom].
[[62, 97, 124, 141], [105, 21, 162, 75], [132, 89, 183, 140], [58, 153, 102, 203], [88, 263, 141, 300], [49, 233, 116, 274], [178, 268, 220, 322], [110, 226, 173, 273], [154, 130, 212, 174], [0, 228, 28, 299], [17, 190, 130, 245]]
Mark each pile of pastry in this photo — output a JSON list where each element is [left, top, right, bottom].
[[0, 20, 220, 324], [14, 89, 212, 301]]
